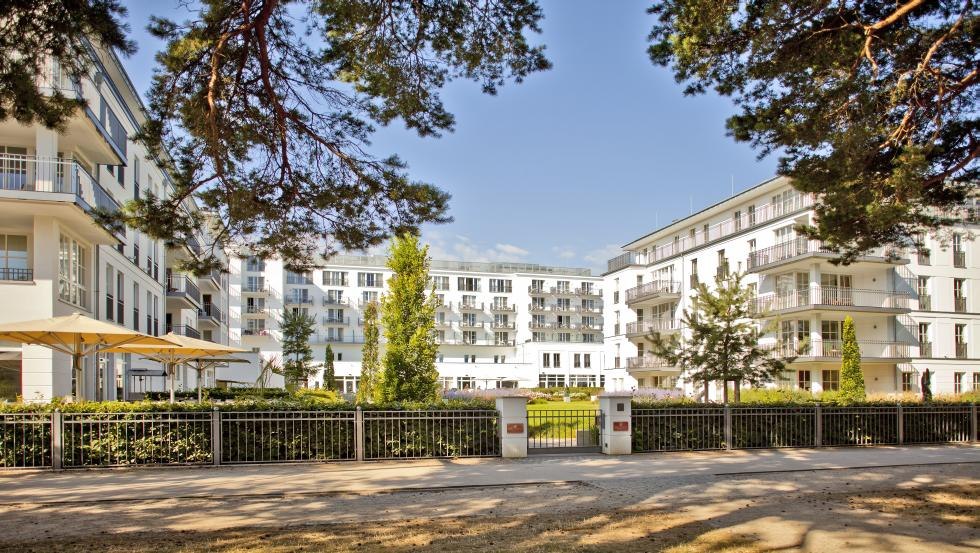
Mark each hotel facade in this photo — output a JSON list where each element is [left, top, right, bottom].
[[602, 176, 980, 398], [228, 255, 606, 391], [0, 43, 266, 401]]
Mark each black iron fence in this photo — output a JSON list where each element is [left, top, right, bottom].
[[633, 404, 978, 452], [527, 409, 600, 451]]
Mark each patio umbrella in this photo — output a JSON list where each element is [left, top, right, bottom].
[[104, 333, 249, 403], [0, 312, 172, 400], [183, 356, 251, 402]]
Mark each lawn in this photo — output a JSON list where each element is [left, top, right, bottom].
[[526, 400, 599, 442], [527, 400, 597, 411]]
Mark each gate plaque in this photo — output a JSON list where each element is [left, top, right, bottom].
[[506, 423, 525, 434], [613, 421, 629, 432]]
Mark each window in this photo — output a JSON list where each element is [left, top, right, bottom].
[[493, 355, 505, 364], [104, 265, 115, 322], [821, 320, 841, 341], [542, 353, 550, 368], [557, 333, 571, 343], [918, 323, 932, 357], [973, 373, 980, 392], [556, 298, 571, 310], [539, 374, 565, 387], [581, 299, 597, 311], [322, 271, 347, 286], [532, 332, 546, 342], [59, 234, 88, 308], [531, 297, 545, 310], [358, 272, 383, 287], [362, 291, 379, 304], [530, 279, 545, 293], [901, 372, 915, 392], [489, 279, 512, 293], [431, 275, 450, 291], [690, 259, 698, 289], [954, 279, 966, 312], [917, 277, 931, 310], [438, 377, 453, 390], [748, 205, 756, 226], [0, 234, 28, 281], [462, 330, 477, 345], [798, 370, 811, 391], [286, 271, 312, 284], [556, 280, 570, 293], [463, 355, 476, 364], [494, 332, 510, 345], [733, 210, 741, 231], [245, 256, 265, 271], [325, 289, 345, 304], [574, 353, 581, 368], [552, 353, 561, 367], [955, 324, 967, 358], [583, 354, 591, 368], [954, 372, 964, 394], [458, 376, 475, 388], [146, 290, 153, 335], [462, 312, 477, 326], [132, 283, 139, 331], [953, 234, 965, 267], [821, 369, 840, 391], [569, 374, 597, 387], [458, 277, 480, 292], [115, 269, 124, 324]]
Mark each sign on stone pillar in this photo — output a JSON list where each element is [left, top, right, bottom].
[[599, 395, 632, 455], [496, 396, 528, 458]]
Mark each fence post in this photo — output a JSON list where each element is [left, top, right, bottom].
[[50, 409, 62, 470], [355, 406, 365, 461], [897, 403, 904, 445], [211, 407, 221, 466], [723, 404, 732, 450], [814, 404, 822, 447], [971, 403, 977, 442]]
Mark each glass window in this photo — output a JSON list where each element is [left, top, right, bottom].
[[0, 234, 28, 280], [59, 234, 88, 309], [822, 369, 840, 391]]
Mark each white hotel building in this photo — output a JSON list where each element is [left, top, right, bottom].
[[228, 255, 606, 391], [603, 176, 980, 398], [0, 43, 262, 401]]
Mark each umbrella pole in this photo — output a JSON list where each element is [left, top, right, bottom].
[[73, 352, 82, 401], [197, 364, 203, 404], [169, 363, 175, 404]]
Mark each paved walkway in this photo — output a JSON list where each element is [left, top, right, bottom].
[[1, 444, 978, 504]]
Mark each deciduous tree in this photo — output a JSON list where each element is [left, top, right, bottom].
[[649, 1, 978, 262]]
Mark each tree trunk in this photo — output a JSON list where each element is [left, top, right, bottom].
[[703, 380, 710, 403], [722, 380, 730, 404], [734, 380, 741, 403]]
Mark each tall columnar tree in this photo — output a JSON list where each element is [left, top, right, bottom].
[[278, 309, 316, 388], [378, 235, 439, 402], [0, 1, 551, 273], [648, 1, 978, 262], [322, 345, 337, 392], [358, 300, 381, 403], [838, 316, 865, 402], [649, 272, 789, 403]]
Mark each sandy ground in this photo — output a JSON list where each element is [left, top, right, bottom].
[[0, 448, 977, 552]]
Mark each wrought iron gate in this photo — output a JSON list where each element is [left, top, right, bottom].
[[527, 409, 601, 454]]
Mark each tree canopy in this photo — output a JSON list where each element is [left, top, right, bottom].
[[649, 0, 978, 262], [2, 0, 550, 272], [649, 272, 788, 402]]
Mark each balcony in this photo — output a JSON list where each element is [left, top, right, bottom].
[[625, 318, 680, 337], [200, 269, 223, 291], [322, 277, 348, 287], [763, 339, 911, 362], [954, 297, 967, 313], [284, 296, 313, 307], [322, 316, 350, 325], [607, 252, 645, 273], [166, 274, 201, 309], [489, 303, 516, 313], [955, 343, 968, 359], [434, 319, 452, 328], [626, 355, 678, 371], [458, 301, 484, 311], [243, 305, 267, 317], [919, 342, 933, 357], [460, 321, 485, 330], [528, 286, 546, 295], [166, 324, 201, 340], [752, 287, 910, 317], [322, 296, 349, 307], [312, 334, 363, 344], [625, 281, 682, 306], [528, 303, 548, 313], [197, 303, 223, 326], [953, 251, 966, 268], [242, 283, 269, 295], [0, 268, 32, 282], [574, 287, 601, 297], [747, 238, 906, 273], [490, 321, 516, 330], [241, 328, 270, 337], [0, 155, 123, 242]]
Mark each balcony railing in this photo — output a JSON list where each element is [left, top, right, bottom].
[[322, 316, 350, 325], [625, 281, 681, 304], [574, 287, 601, 296], [528, 286, 546, 294], [955, 343, 968, 359], [167, 324, 201, 339], [953, 251, 966, 268], [490, 321, 516, 330], [284, 296, 313, 306], [242, 283, 268, 294], [954, 297, 967, 313], [198, 303, 224, 324], [244, 305, 267, 315], [0, 154, 121, 233], [322, 277, 347, 286], [626, 318, 680, 335], [0, 268, 32, 281], [322, 297, 348, 306], [166, 274, 201, 306], [748, 237, 903, 272], [528, 303, 548, 312], [627, 355, 676, 370], [763, 339, 911, 360], [919, 342, 933, 357], [752, 287, 910, 315], [458, 301, 484, 311], [609, 193, 815, 270], [489, 303, 516, 312]]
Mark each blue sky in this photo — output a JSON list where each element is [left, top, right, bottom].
[[121, 0, 778, 273]]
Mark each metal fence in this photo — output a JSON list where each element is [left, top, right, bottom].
[[363, 410, 500, 459], [527, 409, 600, 452], [0, 408, 498, 469], [633, 404, 978, 452]]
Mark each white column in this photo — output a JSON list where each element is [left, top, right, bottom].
[[599, 394, 632, 455], [495, 396, 528, 458]]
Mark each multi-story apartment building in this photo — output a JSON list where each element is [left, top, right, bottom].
[[0, 42, 252, 401], [603, 176, 979, 398], [228, 254, 606, 392]]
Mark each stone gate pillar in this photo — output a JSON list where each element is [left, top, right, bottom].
[[496, 396, 528, 458], [599, 394, 632, 455]]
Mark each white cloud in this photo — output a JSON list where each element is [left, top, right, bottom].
[[552, 246, 577, 260], [495, 243, 530, 257], [421, 231, 531, 263], [583, 243, 624, 270]]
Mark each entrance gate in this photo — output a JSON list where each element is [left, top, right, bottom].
[[527, 408, 601, 454]]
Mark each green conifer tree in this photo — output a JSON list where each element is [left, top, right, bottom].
[[278, 309, 316, 389], [322, 345, 337, 391], [838, 316, 865, 402], [358, 301, 381, 403]]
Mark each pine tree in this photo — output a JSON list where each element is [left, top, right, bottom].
[[322, 345, 337, 392], [649, 272, 789, 403], [838, 316, 865, 402], [358, 301, 381, 404], [378, 235, 439, 402], [278, 309, 316, 389]]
